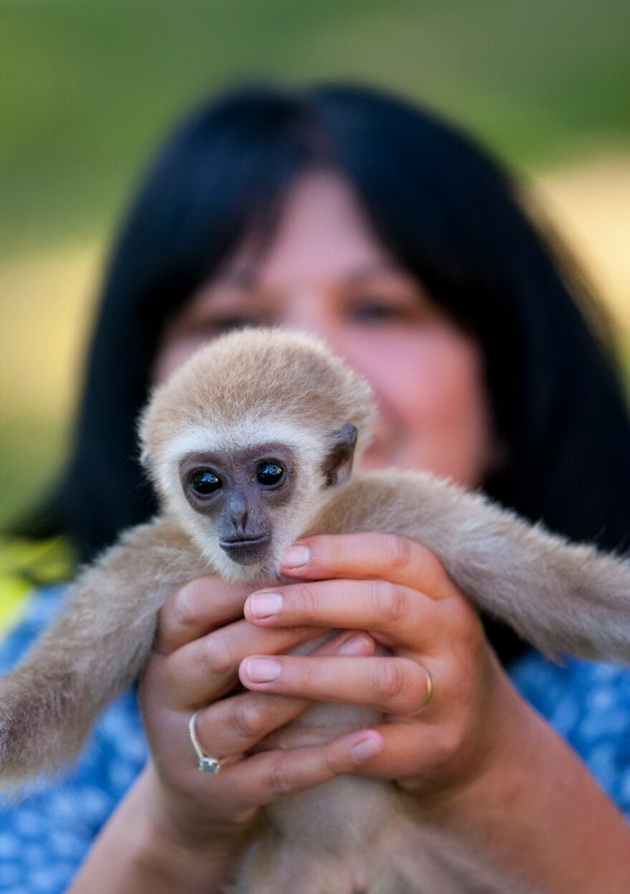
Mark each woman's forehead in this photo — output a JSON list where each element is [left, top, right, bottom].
[[212, 172, 394, 283]]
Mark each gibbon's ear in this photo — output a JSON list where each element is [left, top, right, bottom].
[[323, 424, 358, 487]]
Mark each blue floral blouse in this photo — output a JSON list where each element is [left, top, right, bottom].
[[1, 584, 630, 892]]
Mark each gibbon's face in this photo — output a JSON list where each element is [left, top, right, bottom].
[[167, 417, 358, 578], [154, 172, 497, 489], [179, 442, 297, 567]]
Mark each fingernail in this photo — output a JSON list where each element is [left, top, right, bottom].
[[245, 657, 281, 682], [337, 633, 372, 656], [249, 592, 283, 619], [351, 734, 382, 762], [282, 545, 310, 569]]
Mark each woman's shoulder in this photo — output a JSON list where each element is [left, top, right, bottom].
[[511, 651, 630, 814]]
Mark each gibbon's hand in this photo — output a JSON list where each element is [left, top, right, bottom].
[[240, 532, 529, 803], [138, 574, 380, 848]]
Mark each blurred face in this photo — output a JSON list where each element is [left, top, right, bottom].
[[154, 172, 497, 488]]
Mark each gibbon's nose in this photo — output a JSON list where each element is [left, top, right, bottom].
[[228, 490, 248, 533]]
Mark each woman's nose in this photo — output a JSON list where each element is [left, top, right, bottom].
[[280, 292, 348, 356]]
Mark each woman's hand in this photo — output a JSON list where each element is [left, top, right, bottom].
[[73, 574, 383, 893], [238, 532, 514, 802], [236, 533, 630, 893], [137, 572, 382, 852], [75, 533, 630, 892]]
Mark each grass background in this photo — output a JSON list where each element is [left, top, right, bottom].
[[1, 0, 629, 527]]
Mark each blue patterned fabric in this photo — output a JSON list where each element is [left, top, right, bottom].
[[510, 650, 630, 813], [1, 586, 630, 891], [0, 588, 146, 892]]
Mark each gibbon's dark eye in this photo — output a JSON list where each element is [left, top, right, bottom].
[[256, 461, 285, 487], [190, 469, 222, 496]]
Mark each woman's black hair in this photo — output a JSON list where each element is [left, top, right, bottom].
[[19, 83, 630, 661]]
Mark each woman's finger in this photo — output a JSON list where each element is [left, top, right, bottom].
[[199, 729, 385, 811], [244, 578, 442, 650], [280, 533, 458, 600], [154, 576, 252, 655], [324, 719, 487, 791], [180, 631, 377, 760], [239, 654, 434, 715], [154, 617, 330, 709]]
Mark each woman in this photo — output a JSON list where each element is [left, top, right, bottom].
[[3, 83, 630, 892]]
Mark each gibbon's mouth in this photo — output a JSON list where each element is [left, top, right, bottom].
[[220, 534, 269, 547], [220, 535, 270, 565]]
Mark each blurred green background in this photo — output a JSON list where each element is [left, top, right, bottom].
[[2, 0, 629, 528]]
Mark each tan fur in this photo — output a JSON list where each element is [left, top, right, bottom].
[[2, 328, 630, 891]]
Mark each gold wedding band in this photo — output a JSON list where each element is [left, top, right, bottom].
[[417, 664, 435, 711]]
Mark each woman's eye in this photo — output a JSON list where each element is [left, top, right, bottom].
[[350, 298, 411, 323], [255, 462, 285, 486], [190, 470, 222, 496]]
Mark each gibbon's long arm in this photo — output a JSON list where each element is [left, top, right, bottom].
[[315, 471, 630, 662], [0, 519, 208, 785]]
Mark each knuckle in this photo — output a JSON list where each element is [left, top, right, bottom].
[[432, 725, 464, 768], [324, 743, 351, 777], [385, 536, 447, 593], [172, 589, 200, 630], [281, 654, 314, 691], [415, 546, 448, 596], [230, 697, 268, 741], [267, 755, 295, 797], [329, 535, 352, 566], [153, 614, 174, 655], [291, 583, 321, 620], [196, 632, 233, 677], [456, 614, 487, 662], [443, 600, 487, 665], [383, 534, 414, 572], [370, 579, 407, 627], [372, 659, 407, 707], [172, 578, 214, 628]]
